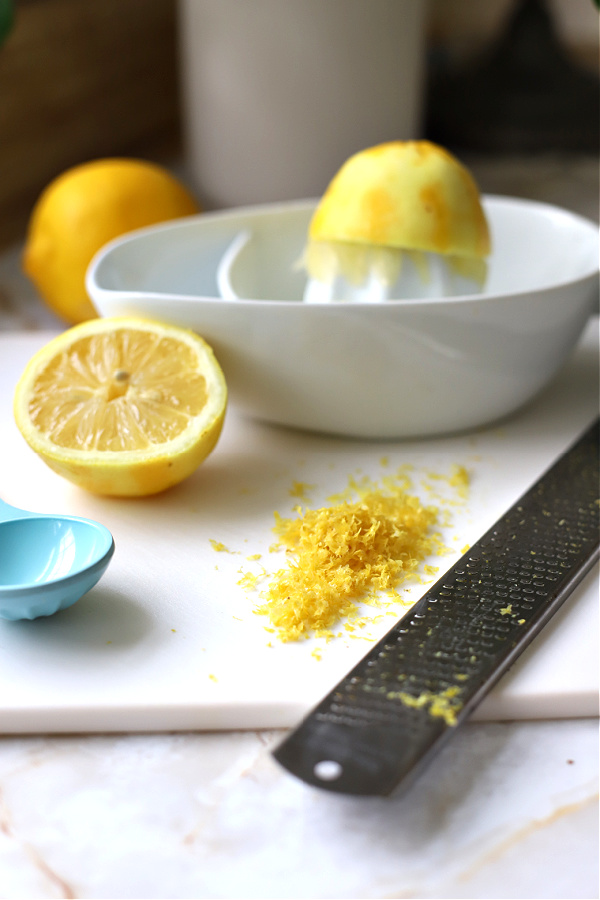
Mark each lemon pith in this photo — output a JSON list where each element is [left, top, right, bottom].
[[13, 318, 227, 497]]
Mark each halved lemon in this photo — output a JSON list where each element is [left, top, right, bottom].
[[304, 140, 490, 294], [14, 317, 227, 497]]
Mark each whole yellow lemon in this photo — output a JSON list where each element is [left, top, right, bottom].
[[23, 159, 201, 325]]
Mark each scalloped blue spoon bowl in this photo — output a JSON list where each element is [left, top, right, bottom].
[[0, 498, 115, 621]]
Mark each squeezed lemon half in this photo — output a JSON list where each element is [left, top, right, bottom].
[[13, 317, 227, 496], [305, 140, 490, 294]]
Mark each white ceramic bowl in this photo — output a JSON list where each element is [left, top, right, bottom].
[[87, 197, 599, 439]]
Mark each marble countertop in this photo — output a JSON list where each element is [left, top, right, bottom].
[[0, 155, 598, 900]]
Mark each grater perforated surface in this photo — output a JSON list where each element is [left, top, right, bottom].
[[273, 418, 600, 796]]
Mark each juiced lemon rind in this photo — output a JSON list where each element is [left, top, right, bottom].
[[309, 141, 491, 260]]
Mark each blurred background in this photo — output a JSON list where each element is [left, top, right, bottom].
[[0, 0, 598, 324]]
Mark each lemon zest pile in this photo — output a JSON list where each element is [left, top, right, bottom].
[[255, 475, 446, 642]]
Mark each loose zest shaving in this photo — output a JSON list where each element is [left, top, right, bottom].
[[209, 539, 232, 553], [254, 472, 453, 642], [289, 480, 315, 499], [386, 686, 463, 727]]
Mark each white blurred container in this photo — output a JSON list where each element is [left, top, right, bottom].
[[178, 0, 427, 209]]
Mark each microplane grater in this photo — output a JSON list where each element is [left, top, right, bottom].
[[272, 418, 600, 796]]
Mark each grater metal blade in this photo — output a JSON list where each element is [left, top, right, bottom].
[[272, 418, 600, 796]]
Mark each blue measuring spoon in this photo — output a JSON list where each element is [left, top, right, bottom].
[[0, 498, 115, 620]]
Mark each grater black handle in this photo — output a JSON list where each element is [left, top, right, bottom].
[[272, 418, 600, 796]]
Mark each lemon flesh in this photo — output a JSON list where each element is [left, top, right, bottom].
[[14, 318, 227, 497], [23, 159, 200, 325], [305, 140, 490, 299]]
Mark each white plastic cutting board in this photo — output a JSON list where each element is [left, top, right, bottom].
[[0, 324, 598, 734]]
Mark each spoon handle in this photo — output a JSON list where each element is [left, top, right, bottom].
[[0, 498, 31, 523]]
